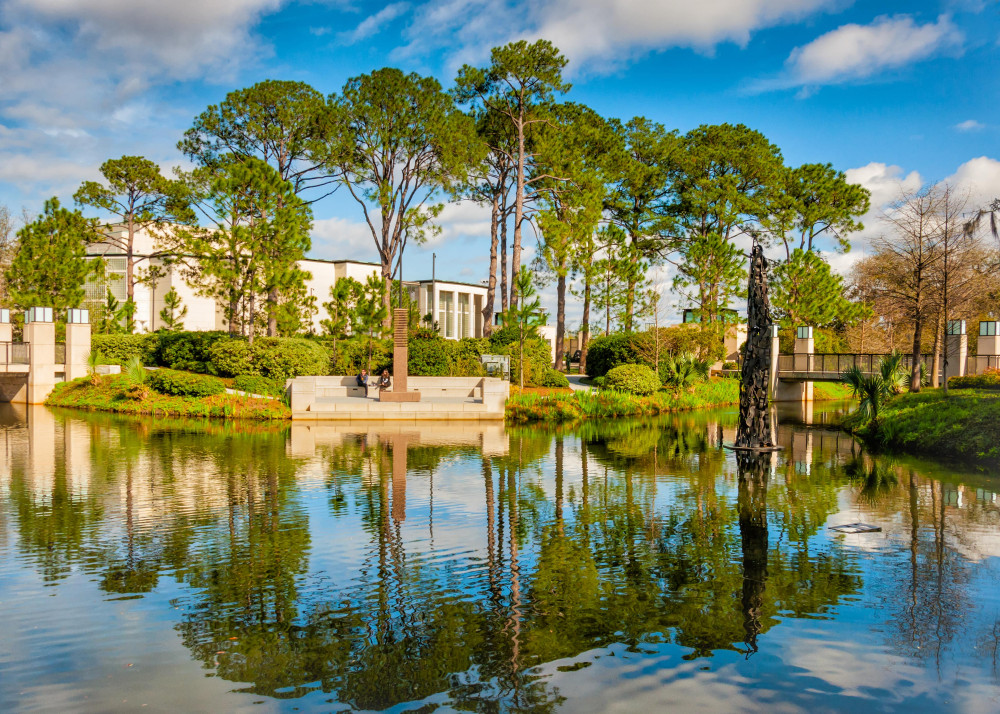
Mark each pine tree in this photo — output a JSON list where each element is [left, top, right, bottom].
[[158, 287, 188, 331], [5, 198, 91, 310]]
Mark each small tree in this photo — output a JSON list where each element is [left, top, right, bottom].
[[498, 267, 547, 389], [6, 198, 92, 310], [158, 287, 187, 331], [322, 277, 363, 368], [355, 274, 389, 374]]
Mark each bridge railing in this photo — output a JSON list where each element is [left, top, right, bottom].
[[969, 355, 1000, 375], [0, 341, 30, 365], [777, 352, 937, 376]]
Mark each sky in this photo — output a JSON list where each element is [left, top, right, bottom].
[[0, 0, 998, 324]]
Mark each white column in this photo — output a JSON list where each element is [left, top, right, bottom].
[[25, 308, 56, 404], [944, 320, 967, 383]]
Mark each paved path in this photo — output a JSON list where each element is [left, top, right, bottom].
[[566, 375, 595, 393]]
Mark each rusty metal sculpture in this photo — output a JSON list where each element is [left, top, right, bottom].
[[735, 239, 775, 449]]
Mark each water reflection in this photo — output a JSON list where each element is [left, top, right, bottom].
[[2, 404, 1000, 711]]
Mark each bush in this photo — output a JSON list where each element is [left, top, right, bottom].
[[155, 331, 231, 372], [233, 374, 284, 397], [605, 363, 662, 396], [591, 376, 606, 389], [659, 352, 710, 388], [91, 334, 157, 365], [408, 334, 453, 376], [585, 334, 640, 377], [452, 338, 489, 377], [252, 337, 329, 381], [949, 369, 1000, 390], [148, 368, 226, 397], [539, 368, 570, 388], [331, 336, 392, 375], [489, 325, 520, 349], [502, 338, 552, 387], [208, 339, 258, 377]]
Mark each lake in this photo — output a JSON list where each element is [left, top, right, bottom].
[[2, 402, 1000, 713]]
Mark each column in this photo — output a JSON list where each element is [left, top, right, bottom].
[[944, 320, 968, 383], [775, 326, 813, 402], [977, 321, 1000, 374], [0, 308, 11, 344], [64, 308, 91, 381], [768, 325, 780, 400], [24, 307, 56, 404]]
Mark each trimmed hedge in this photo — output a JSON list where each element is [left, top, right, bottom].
[[949, 369, 1000, 390], [585, 334, 640, 377], [233, 374, 284, 397], [155, 331, 231, 372], [540, 368, 570, 388], [605, 363, 662, 396], [251, 337, 328, 381], [91, 334, 157, 365], [147, 369, 226, 397]]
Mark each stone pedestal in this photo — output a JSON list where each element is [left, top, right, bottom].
[[65, 322, 91, 381], [777, 326, 814, 402], [977, 321, 1000, 374], [25, 319, 56, 405], [0, 322, 11, 344], [944, 330, 967, 384], [768, 326, 780, 400]]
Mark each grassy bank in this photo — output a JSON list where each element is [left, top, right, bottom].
[[507, 377, 853, 423], [46, 375, 290, 420], [844, 388, 1000, 465]]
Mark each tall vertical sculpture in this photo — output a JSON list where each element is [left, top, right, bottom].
[[735, 239, 775, 449]]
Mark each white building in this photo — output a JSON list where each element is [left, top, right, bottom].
[[84, 225, 489, 340]]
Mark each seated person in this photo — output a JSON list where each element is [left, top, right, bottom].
[[377, 369, 391, 392], [356, 368, 370, 397]]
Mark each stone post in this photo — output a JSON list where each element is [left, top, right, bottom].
[[944, 320, 967, 384], [977, 321, 1000, 374], [24, 307, 56, 405], [768, 325, 780, 400], [793, 326, 814, 403], [0, 308, 11, 344], [381, 308, 420, 402], [64, 308, 91, 381]]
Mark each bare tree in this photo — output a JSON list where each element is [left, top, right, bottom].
[[0, 205, 16, 305]]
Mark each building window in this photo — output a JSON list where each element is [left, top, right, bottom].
[[84, 257, 127, 304], [440, 291, 454, 338], [981, 321, 998, 337], [458, 293, 470, 338]]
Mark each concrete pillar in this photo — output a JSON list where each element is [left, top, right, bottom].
[[977, 321, 1000, 374], [24, 308, 56, 405], [768, 325, 780, 400], [0, 308, 11, 344], [65, 308, 91, 381], [944, 320, 967, 384]]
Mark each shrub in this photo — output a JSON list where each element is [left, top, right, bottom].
[[659, 352, 710, 388], [209, 339, 258, 377], [147, 369, 226, 397], [233, 374, 284, 397], [585, 334, 641, 377], [252, 337, 329, 381], [155, 331, 231, 372], [452, 338, 489, 377], [591, 376, 606, 389], [332, 336, 392, 375], [91, 334, 157, 365], [949, 369, 1000, 390], [605, 363, 662, 396], [489, 325, 520, 349], [502, 338, 552, 387], [539, 368, 570, 388], [408, 334, 453, 376]]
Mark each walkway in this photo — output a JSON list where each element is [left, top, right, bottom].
[[566, 375, 595, 393]]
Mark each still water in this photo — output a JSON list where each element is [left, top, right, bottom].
[[2, 403, 1000, 713]]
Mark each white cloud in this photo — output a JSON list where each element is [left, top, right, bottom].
[[398, 0, 839, 72], [942, 156, 1000, 209], [338, 2, 409, 45], [781, 15, 962, 87], [955, 119, 985, 132], [311, 216, 379, 261]]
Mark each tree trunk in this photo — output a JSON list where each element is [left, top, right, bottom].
[[381, 263, 392, 331], [483, 193, 499, 337], [931, 312, 943, 389], [126, 216, 135, 334], [554, 272, 566, 370], [267, 286, 279, 337], [580, 276, 591, 375], [500, 215, 509, 313], [910, 304, 923, 393], [510, 119, 525, 310], [248, 291, 256, 347]]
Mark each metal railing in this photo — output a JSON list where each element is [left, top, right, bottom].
[[0, 341, 30, 365], [777, 352, 936, 376], [968, 355, 1000, 375]]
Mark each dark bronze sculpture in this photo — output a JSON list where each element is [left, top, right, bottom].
[[735, 239, 775, 449]]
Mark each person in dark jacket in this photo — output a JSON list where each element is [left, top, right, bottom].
[[377, 369, 391, 392], [356, 369, 369, 397]]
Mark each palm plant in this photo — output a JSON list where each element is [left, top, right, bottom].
[[86, 349, 103, 385], [842, 365, 886, 423], [878, 350, 908, 395], [660, 352, 710, 389], [124, 356, 146, 384]]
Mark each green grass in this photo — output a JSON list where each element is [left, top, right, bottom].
[[845, 388, 1000, 465], [505, 378, 741, 423], [46, 375, 290, 421], [814, 381, 853, 401]]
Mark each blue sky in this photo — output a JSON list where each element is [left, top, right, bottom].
[[0, 0, 997, 321]]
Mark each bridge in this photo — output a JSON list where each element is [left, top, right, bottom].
[[767, 322, 1000, 402], [0, 308, 90, 404]]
